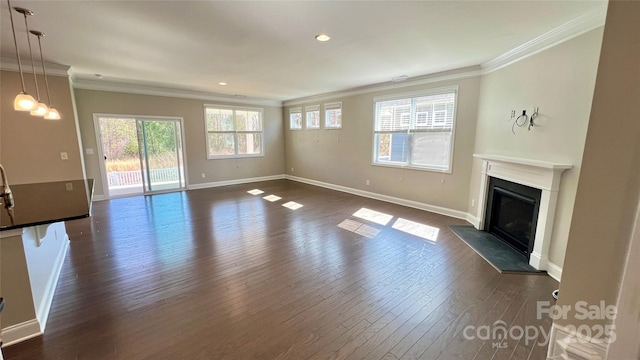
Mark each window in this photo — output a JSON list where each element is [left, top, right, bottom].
[[289, 107, 302, 130], [305, 105, 320, 129], [324, 102, 342, 129], [373, 88, 457, 172], [205, 105, 263, 159]]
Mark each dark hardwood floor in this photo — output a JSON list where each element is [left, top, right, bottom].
[[3, 179, 558, 359]]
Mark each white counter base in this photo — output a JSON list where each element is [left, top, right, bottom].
[[1, 222, 70, 347]]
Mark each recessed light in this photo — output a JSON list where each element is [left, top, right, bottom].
[[391, 75, 409, 82], [315, 34, 330, 42], [219, 82, 227, 86]]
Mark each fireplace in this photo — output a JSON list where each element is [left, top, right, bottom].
[[484, 177, 541, 258], [473, 154, 572, 277]]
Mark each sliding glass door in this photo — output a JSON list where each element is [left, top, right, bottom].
[[96, 115, 186, 198]]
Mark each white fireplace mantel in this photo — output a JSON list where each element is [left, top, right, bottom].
[[473, 154, 572, 273]]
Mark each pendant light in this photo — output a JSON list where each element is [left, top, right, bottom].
[[14, 6, 49, 117], [31, 30, 61, 120], [6, 0, 36, 111]]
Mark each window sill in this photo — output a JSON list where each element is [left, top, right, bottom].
[[208, 154, 265, 160], [371, 162, 452, 174]]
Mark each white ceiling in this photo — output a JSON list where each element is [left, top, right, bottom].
[[0, 1, 607, 102]]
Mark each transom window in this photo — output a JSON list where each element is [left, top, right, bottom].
[[324, 102, 342, 129], [289, 107, 302, 130], [205, 105, 263, 159], [373, 87, 457, 172], [306, 105, 320, 129]]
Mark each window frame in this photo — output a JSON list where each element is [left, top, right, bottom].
[[204, 104, 265, 159], [305, 105, 321, 130], [371, 86, 458, 173], [289, 107, 302, 130], [324, 102, 342, 129]]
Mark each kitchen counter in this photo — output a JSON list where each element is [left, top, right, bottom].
[[1, 179, 94, 347], [1, 179, 93, 231]]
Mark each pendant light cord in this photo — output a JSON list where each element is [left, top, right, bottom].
[[7, 0, 27, 93], [35, 34, 53, 107], [21, 9, 41, 101]]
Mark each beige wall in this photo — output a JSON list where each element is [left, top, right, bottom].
[[0, 235, 35, 328], [284, 76, 481, 212], [557, 0, 640, 333], [468, 28, 604, 268], [0, 70, 84, 184], [73, 90, 284, 197]]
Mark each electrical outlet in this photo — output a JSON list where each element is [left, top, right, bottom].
[[291, 167, 294, 172], [201, 173, 205, 179], [366, 179, 370, 186], [60, 152, 68, 160], [65, 182, 73, 191], [471, 199, 475, 207], [511, 110, 516, 118], [85, 148, 94, 155]]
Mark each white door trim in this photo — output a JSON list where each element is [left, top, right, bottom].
[[92, 113, 189, 199]]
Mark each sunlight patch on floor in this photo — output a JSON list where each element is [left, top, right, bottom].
[[282, 201, 303, 210], [352, 207, 393, 226], [337, 219, 380, 239], [263, 194, 282, 202], [392, 218, 439, 242], [247, 189, 264, 195]]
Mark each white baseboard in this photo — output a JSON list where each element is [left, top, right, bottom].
[[547, 323, 609, 360], [466, 213, 480, 228], [92, 194, 107, 201], [35, 237, 70, 333], [187, 174, 285, 190], [285, 175, 469, 221], [546, 261, 563, 282], [1, 319, 42, 347]]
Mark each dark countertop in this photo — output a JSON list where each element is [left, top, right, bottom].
[[0, 179, 94, 231]]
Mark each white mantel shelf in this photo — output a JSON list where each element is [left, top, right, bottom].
[[473, 154, 573, 170], [473, 153, 573, 279]]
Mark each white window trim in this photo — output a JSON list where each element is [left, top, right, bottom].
[[289, 107, 302, 130], [371, 86, 458, 173], [305, 105, 321, 130], [204, 104, 265, 159], [324, 102, 342, 129]]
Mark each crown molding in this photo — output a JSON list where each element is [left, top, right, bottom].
[[481, 5, 607, 74], [71, 77, 283, 107], [284, 4, 607, 106], [0, 57, 70, 77], [283, 66, 482, 107], [2, 3, 606, 109]]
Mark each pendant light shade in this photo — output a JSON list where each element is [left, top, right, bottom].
[[44, 108, 61, 120], [14, 93, 37, 111], [30, 102, 49, 116], [7, 0, 36, 111]]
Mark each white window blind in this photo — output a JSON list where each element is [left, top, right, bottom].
[[289, 107, 302, 130], [305, 105, 320, 129], [324, 102, 342, 129], [372, 88, 457, 172]]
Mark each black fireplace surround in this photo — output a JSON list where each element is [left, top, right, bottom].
[[484, 177, 542, 258]]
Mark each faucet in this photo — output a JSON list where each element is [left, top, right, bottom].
[[0, 164, 14, 209]]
